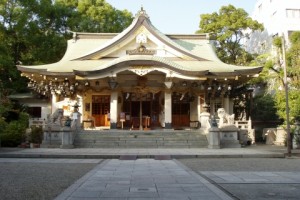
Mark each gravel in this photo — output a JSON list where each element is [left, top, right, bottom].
[[0, 162, 98, 200]]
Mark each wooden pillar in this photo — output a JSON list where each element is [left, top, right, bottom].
[[190, 96, 199, 121], [51, 93, 57, 114], [164, 91, 172, 129], [139, 99, 143, 130], [110, 91, 118, 129], [224, 96, 230, 114]]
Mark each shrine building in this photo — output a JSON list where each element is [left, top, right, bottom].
[[17, 8, 262, 131]]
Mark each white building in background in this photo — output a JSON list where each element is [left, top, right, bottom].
[[245, 0, 300, 54]]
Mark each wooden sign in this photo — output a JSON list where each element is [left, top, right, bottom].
[[120, 112, 125, 121]]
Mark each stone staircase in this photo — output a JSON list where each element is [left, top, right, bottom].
[[73, 129, 208, 148]]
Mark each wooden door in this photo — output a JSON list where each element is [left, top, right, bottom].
[[92, 95, 110, 127], [172, 95, 190, 127]]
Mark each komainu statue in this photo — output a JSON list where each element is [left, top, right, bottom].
[[47, 108, 64, 126], [217, 108, 235, 128]]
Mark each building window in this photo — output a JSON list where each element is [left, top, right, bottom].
[[27, 107, 42, 118], [286, 9, 300, 18]]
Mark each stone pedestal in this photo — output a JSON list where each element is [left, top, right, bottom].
[[275, 128, 287, 146], [219, 125, 241, 148], [263, 128, 276, 145], [200, 112, 210, 132], [41, 125, 62, 148], [60, 130, 74, 149], [238, 129, 249, 145], [208, 127, 220, 149], [41, 125, 75, 148]]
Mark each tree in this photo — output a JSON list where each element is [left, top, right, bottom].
[[0, 0, 29, 93], [197, 4, 263, 64], [0, 0, 133, 95], [0, 0, 133, 146], [57, 0, 133, 33], [286, 32, 300, 90], [278, 32, 300, 123], [260, 32, 300, 125]]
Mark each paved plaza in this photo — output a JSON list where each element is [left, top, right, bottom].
[[1, 145, 300, 200], [55, 159, 233, 200]]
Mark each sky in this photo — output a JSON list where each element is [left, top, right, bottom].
[[106, 0, 258, 34]]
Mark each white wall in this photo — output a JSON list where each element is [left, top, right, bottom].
[[246, 0, 300, 54]]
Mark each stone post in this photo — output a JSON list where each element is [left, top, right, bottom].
[[208, 127, 220, 149], [60, 128, 74, 149]]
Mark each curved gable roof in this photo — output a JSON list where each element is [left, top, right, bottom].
[[74, 9, 208, 61], [17, 8, 262, 78]]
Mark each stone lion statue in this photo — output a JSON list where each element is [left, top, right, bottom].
[[217, 108, 235, 127], [47, 108, 64, 126]]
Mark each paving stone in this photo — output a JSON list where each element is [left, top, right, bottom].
[[71, 190, 101, 198], [55, 159, 233, 200]]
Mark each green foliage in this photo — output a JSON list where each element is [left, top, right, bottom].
[[268, 32, 300, 126], [248, 54, 274, 85], [0, 117, 7, 132], [1, 120, 26, 147], [0, 0, 133, 96], [0, 1, 133, 146], [272, 36, 282, 49], [74, 0, 133, 33], [275, 90, 300, 124], [30, 126, 43, 144], [251, 94, 280, 121], [0, 99, 29, 146], [289, 32, 300, 44], [197, 4, 263, 64], [286, 32, 300, 90]]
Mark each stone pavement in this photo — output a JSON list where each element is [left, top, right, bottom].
[[201, 171, 300, 184], [200, 171, 300, 200], [55, 159, 234, 200], [1, 145, 299, 200]]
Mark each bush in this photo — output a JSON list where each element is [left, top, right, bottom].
[[252, 94, 279, 121], [0, 112, 29, 147], [30, 126, 43, 144], [0, 117, 7, 133], [1, 121, 25, 147]]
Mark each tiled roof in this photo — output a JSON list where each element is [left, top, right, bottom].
[[18, 8, 262, 77]]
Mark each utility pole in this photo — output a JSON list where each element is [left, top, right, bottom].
[[282, 34, 292, 157]]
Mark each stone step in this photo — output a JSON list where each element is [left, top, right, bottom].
[[73, 129, 208, 148]]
